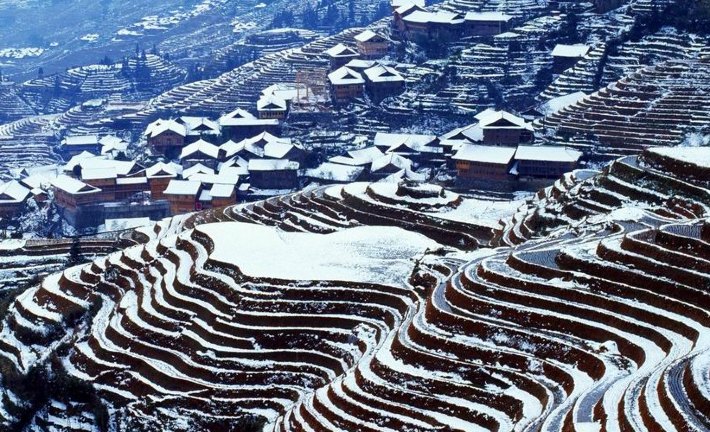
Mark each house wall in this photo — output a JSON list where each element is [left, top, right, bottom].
[[483, 129, 534, 146], [517, 160, 578, 178], [250, 170, 299, 190], [357, 40, 389, 59], [331, 83, 364, 104], [149, 177, 173, 201], [456, 160, 513, 181], [166, 195, 198, 215]]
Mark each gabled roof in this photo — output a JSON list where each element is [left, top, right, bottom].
[[354, 30, 386, 43], [306, 162, 365, 182], [264, 142, 300, 159], [220, 108, 257, 121], [0, 181, 30, 203], [248, 159, 299, 172], [464, 11, 513, 22], [363, 65, 405, 83], [180, 139, 220, 160], [391, 0, 425, 8], [328, 67, 365, 86], [452, 144, 516, 164], [51, 175, 101, 195], [209, 183, 236, 199], [164, 180, 201, 196], [146, 162, 181, 178], [348, 146, 385, 164], [182, 163, 215, 179], [257, 95, 288, 111], [374, 133, 437, 151], [325, 43, 360, 58], [344, 59, 378, 70], [64, 151, 101, 172], [218, 108, 279, 127], [179, 116, 221, 135], [78, 159, 139, 177], [81, 167, 117, 181], [515, 146, 583, 163], [395, 3, 425, 16], [551, 44, 590, 58], [61, 135, 99, 147], [476, 110, 534, 131], [144, 119, 187, 138], [371, 153, 412, 172], [403, 10, 464, 24]]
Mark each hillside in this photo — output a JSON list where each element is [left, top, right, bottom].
[[0, 147, 706, 430]]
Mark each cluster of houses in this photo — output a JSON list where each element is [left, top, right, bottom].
[[324, 29, 407, 105], [392, 1, 514, 41], [307, 108, 583, 190]]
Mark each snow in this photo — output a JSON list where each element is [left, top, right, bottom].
[[163, 180, 201, 196], [101, 218, 151, 233], [200, 222, 440, 286], [306, 163, 365, 182], [515, 146, 583, 163], [538, 91, 587, 116], [464, 12, 513, 22], [247, 159, 299, 171], [551, 44, 591, 58], [0, 47, 44, 59], [647, 146, 710, 168], [452, 144, 516, 164], [328, 67, 365, 86]]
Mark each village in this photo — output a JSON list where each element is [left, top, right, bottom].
[[0, 0, 630, 233]]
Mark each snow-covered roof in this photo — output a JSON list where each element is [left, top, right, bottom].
[[538, 91, 587, 116], [551, 44, 590, 58], [476, 110, 534, 131], [371, 153, 412, 172], [218, 109, 279, 127], [146, 162, 181, 178], [51, 175, 100, 194], [363, 65, 405, 83], [63, 151, 101, 172], [115, 177, 148, 185], [257, 95, 288, 111], [81, 167, 117, 181], [98, 135, 125, 147], [348, 146, 385, 164], [306, 163, 365, 182], [391, 0, 425, 8], [328, 67, 365, 86], [344, 59, 378, 70], [395, 3, 424, 15], [452, 144, 516, 164], [515, 146, 583, 163], [403, 11, 464, 25], [325, 43, 359, 58], [464, 12, 513, 22], [180, 139, 220, 160], [179, 116, 221, 135], [62, 135, 99, 147], [182, 163, 215, 179], [354, 30, 385, 43], [209, 183, 235, 198], [144, 119, 187, 138], [102, 217, 151, 233], [248, 159, 299, 171], [374, 133, 437, 152], [0, 181, 30, 203], [264, 142, 299, 159], [163, 180, 201, 196], [78, 158, 137, 177]]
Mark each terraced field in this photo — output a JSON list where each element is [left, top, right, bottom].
[[0, 147, 707, 431]]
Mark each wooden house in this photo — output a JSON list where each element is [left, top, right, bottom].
[[218, 108, 280, 141], [452, 144, 516, 182], [514, 146, 583, 179], [146, 162, 181, 201], [144, 119, 188, 158], [0, 181, 31, 217], [247, 159, 300, 190], [328, 67, 365, 105], [354, 30, 390, 59], [60, 135, 101, 158], [163, 180, 202, 214], [363, 64, 405, 100], [325, 43, 361, 69], [551, 44, 590, 73], [464, 12, 513, 36]]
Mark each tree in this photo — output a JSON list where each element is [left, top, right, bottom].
[[37, 67, 44, 78], [302, 4, 318, 28]]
